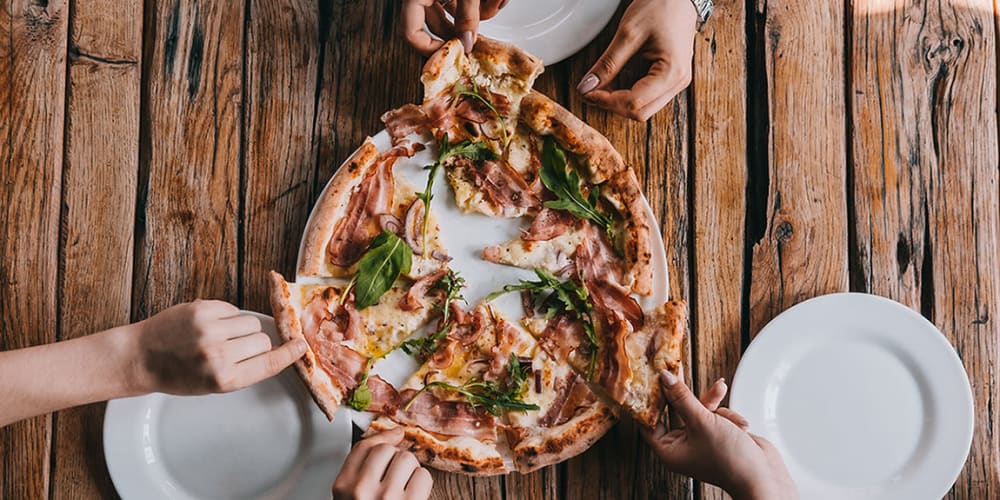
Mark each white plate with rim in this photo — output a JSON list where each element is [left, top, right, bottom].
[[297, 129, 669, 430], [730, 293, 974, 500], [472, 0, 620, 65], [104, 311, 353, 500]]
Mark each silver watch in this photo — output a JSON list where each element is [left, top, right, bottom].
[[690, 0, 714, 29]]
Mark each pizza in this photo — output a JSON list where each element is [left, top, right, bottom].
[[269, 37, 687, 475]]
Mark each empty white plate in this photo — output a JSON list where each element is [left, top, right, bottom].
[[730, 293, 973, 500], [104, 311, 353, 500], [477, 0, 620, 65]]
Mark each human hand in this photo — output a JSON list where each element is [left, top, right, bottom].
[[131, 300, 306, 395], [642, 371, 798, 500], [402, 0, 508, 55], [333, 428, 433, 500], [577, 0, 698, 121]]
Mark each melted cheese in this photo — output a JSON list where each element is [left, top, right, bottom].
[[488, 229, 585, 272]]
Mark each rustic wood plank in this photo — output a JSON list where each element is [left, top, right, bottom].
[[133, 0, 244, 315], [561, 5, 694, 497], [689, 0, 748, 498], [241, 0, 320, 312], [747, 0, 849, 336], [851, 1, 999, 496], [0, 1, 68, 498], [51, 0, 142, 496]]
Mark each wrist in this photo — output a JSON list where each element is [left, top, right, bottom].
[[105, 322, 153, 397]]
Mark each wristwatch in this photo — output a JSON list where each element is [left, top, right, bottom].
[[690, 0, 714, 30]]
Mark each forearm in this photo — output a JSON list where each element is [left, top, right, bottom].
[[0, 325, 142, 427]]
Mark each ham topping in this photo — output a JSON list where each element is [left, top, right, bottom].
[[599, 314, 632, 403], [573, 222, 626, 286], [522, 207, 577, 241], [538, 315, 585, 364], [365, 375, 402, 415], [327, 156, 395, 266], [301, 288, 360, 344], [538, 373, 598, 427], [395, 388, 497, 442], [399, 268, 448, 312], [456, 157, 540, 212], [314, 343, 367, 393], [587, 279, 644, 331], [382, 85, 511, 144]]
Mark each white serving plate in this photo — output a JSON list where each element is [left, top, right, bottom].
[[104, 311, 353, 500], [297, 129, 669, 430], [474, 0, 620, 65], [730, 293, 974, 500]]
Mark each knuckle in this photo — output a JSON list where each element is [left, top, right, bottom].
[[211, 370, 238, 393], [595, 57, 618, 77]]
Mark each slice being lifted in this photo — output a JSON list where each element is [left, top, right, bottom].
[[366, 304, 616, 475]]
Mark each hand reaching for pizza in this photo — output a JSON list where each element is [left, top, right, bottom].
[[402, 0, 507, 55], [577, 0, 698, 121], [129, 300, 306, 395], [642, 371, 798, 500], [333, 428, 434, 500]]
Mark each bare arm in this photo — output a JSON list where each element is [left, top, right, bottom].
[[0, 300, 306, 428]]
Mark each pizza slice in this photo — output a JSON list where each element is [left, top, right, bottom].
[[365, 302, 618, 475], [490, 269, 686, 428], [298, 137, 449, 280], [483, 107, 654, 295], [268, 268, 455, 420], [382, 38, 545, 218]]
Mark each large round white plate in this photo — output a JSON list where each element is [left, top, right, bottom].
[[104, 311, 353, 500], [730, 293, 974, 500], [477, 0, 620, 65], [297, 130, 669, 430]]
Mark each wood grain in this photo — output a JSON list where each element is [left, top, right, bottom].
[[0, 1, 68, 498], [132, 0, 244, 315], [241, 0, 320, 311], [851, 1, 999, 496], [747, 0, 849, 336], [52, 0, 142, 496], [690, 0, 748, 497]]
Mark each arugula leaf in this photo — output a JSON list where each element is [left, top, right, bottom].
[[454, 82, 509, 147], [486, 268, 599, 380], [348, 231, 413, 310], [400, 270, 467, 359], [403, 355, 539, 416], [347, 357, 376, 411], [539, 137, 619, 251], [416, 136, 498, 249]]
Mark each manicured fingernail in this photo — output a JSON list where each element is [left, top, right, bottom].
[[717, 377, 726, 385], [661, 370, 678, 386], [577, 73, 599, 94], [460, 31, 475, 53]]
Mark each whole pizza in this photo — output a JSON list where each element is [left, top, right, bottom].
[[269, 38, 688, 475]]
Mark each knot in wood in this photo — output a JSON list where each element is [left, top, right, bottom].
[[774, 220, 793, 242], [922, 36, 963, 66]]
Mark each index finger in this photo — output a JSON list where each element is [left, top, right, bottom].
[[584, 61, 681, 121], [340, 428, 406, 479], [229, 338, 307, 389], [403, 0, 444, 56]]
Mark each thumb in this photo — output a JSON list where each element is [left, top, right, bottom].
[[660, 370, 712, 431], [455, 0, 480, 53], [577, 26, 643, 95]]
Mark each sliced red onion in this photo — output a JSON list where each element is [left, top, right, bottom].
[[403, 199, 425, 255], [431, 249, 452, 262], [378, 213, 402, 234]]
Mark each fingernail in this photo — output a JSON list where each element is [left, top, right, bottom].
[[661, 370, 679, 386], [577, 73, 599, 94], [460, 31, 475, 54], [717, 377, 726, 385]]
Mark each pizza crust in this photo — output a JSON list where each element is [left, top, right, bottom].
[[602, 168, 654, 296], [622, 300, 688, 427], [422, 38, 543, 104], [519, 91, 625, 184], [268, 271, 344, 421], [366, 418, 511, 475], [511, 403, 617, 473], [298, 138, 380, 277]]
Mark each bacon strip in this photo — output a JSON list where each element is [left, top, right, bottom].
[[395, 389, 497, 442], [538, 373, 598, 427], [365, 375, 402, 415], [327, 156, 396, 266], [457, 157, 540, 213], [538, 315, 585, 364], [522, 207, 577, 241], [599, 314, 632, 403], [399, 268, 448, 312], [587, 279, 644, 331], [573, 222, 626, 285]]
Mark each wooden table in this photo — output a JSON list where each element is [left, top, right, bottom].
[[1, 0, 997, 498]]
